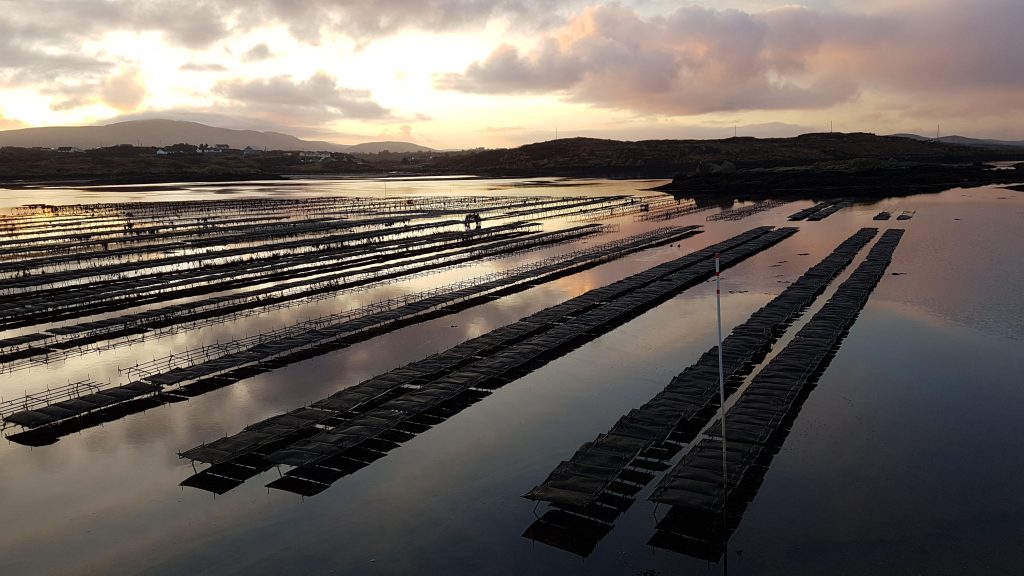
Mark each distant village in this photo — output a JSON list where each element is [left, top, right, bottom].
[[0, 140, 483, 183], [52, 143, 341, 162], [152, 143, 344, 162]]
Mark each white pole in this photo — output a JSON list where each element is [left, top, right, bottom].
[[716, 253, 728, 490]]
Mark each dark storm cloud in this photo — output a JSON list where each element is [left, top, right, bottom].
[[215, 72, 391, 121], [437, 1, 1024, 116]]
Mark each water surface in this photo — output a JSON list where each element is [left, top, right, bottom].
[[1, 178, 1022, 575]]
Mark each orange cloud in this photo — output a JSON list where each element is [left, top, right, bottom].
[[0, 112, 24, 130], [102, 70, 147, 111]]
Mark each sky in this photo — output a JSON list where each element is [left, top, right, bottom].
[[0, 0, 1022, 148]]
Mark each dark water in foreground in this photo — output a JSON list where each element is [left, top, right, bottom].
[[1, 179, 1022, 575]]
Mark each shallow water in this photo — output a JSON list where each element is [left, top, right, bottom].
[[1, 178, 1022, 575]]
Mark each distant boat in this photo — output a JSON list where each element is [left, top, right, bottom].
[[897, 210, 915, 220], [873, 211, 891, 220]]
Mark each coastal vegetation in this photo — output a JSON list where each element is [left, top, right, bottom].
[[3, 132, 1019, 191]]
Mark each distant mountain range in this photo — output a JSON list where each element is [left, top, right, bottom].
[[892, 133, 1024, 148], [0, 119, 434, 153]]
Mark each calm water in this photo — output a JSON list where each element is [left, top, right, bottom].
[[1, 178, 1022, 575]]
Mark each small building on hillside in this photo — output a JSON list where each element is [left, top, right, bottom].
[[299, 150, 331, 162]]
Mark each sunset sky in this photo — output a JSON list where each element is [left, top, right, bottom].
[[1, 0, 1022, 148]]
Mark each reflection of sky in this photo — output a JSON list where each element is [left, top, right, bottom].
[[724, 302, 1024, 575], [1, 181, 1023, 575], [870, 187, 1024, 340], [0, 177, 667, 209]]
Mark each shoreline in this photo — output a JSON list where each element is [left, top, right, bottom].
[[1, 162, 1021, 201], [653, 161, 1024, 200]]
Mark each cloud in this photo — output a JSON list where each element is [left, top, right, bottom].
[[480, 125, 525, 133], [49, 96, 92, 112], [235, 0, 567, 44], [180, 62, 228, 72], [43, 81, 105, 111], [135, 2, 229, 47], [819, 0, 1024, 92], [6, 1, 229, 49], [0, 7, 205, 102], [0, 17, 112, 85], [102, 70, 147, 111], [215, 71, 391, 123], [373, 124, 416, 141], [437, 40, 584, 94], [437, 5, 860, 115], [2, 0, 566, 58], [242, 43, 273, 62], [39, 68, 146, 112], [437, 1, 1024, 117]]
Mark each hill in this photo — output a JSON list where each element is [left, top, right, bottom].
[[0, 120, 351, 151], [892, 133, 1024, 148], [3, 130, 1019, 187], [427, 133, 1020, 178], [346, 141, 434, 154], [655, 158, 1023, 198], [0, 119, 432, 154], [0, 144, 376, 184]]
